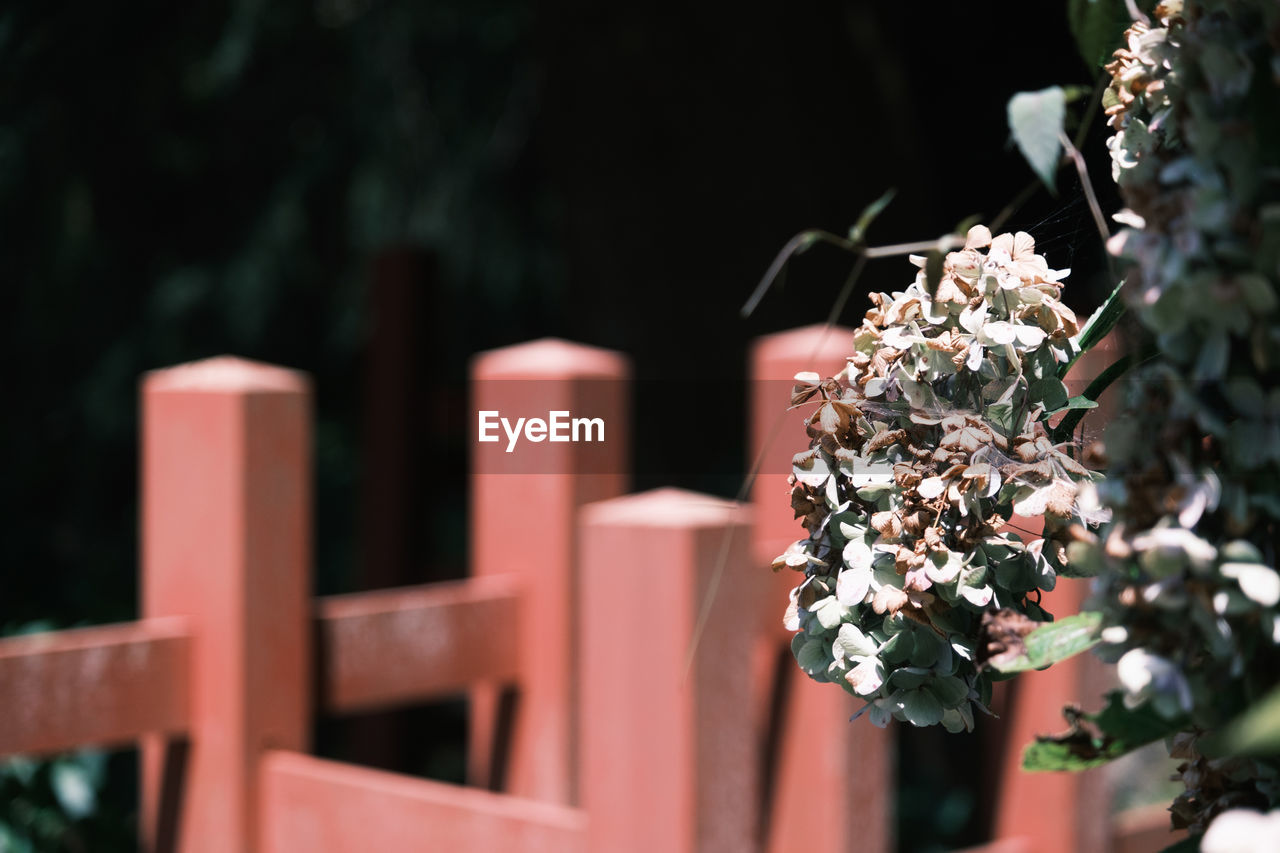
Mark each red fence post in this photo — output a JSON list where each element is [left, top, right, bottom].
[[578, 489, 763, 853], [469, 339, 629, 803], [749, 324, 894, 853], [140, 357, 312, 853], [989, 332, 1124, 853]]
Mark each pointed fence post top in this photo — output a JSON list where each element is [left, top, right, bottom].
[[144, 356, 310, 395], [472, 338, 629, 380], [581, 488, 746, 530]]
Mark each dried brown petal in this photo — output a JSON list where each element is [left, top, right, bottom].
[[872, 510, 903, 540], [866, 429, 906, 454], [872, 585, 909, 615]]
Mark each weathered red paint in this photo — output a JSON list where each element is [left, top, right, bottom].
[[578, 488, 764, 853], [140, 357, 312, 853], [319, 575, 521, 713], [0, 618, 189, 756], [0, 335, 1163, 853], [750, 324, 894, 853], [468, 339, 629, 802], [991, 332, 1125, 853], [259, 750, 587, 853]]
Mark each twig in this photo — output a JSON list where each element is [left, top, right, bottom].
[[741, 231, 965, 318], [1059, 129, 1116, 283]]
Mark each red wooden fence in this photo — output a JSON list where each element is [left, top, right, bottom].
[[0, 329, 1179, 852]]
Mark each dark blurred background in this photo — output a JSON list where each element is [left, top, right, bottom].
[[0, 1, 1119, 849]]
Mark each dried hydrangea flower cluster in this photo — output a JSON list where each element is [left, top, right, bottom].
[[778, 225, 1100, 730], [1077, 0, 1280, 833]]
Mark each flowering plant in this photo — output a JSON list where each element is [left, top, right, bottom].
[[772, 0, 1280, 844], [778, 225, 1103, 730]]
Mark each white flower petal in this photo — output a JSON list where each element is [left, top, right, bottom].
[[960, 584, 993, 606], [966, 342, 985, 371], [837, 566, 873, 606], [845, 658, 885, 696], [1202, 808, 1280, 853], [843, 539, 874, 571], [1014, 325, 1047, 347], [918, 476, 946, 499], [979, 321, 1018, 345]]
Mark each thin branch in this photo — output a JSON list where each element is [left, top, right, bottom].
[[863, 235, 965, 259], [742, 230, 964, 318], [1073, 74, 1111, 152], [1059, 129, 1116, 283], [741, 230, 854, 317]]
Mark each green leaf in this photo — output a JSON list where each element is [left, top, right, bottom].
[[923, 250, 945, 298], [1008, 87, 1066, 192], [1062, 278, 1126, 378], [834, 622, 878, 660], [909, 627, 943, 668], [848, 188, 897, 244], [1092, 691, 1184, 745], [889, 667, 930, 690], [1030, 377, 1070, 412], [901, 687, 945, 727], [1062, 396, 1098, 411], [928, 675, 970, 708], [795, 635, 830, 678], [1051, 346, 1150, 444], [1210, 682, 1280, 755], [1067, 0, 1132, 69], [1022, 691, 1186, 771], [990, 611, 1103, 674]]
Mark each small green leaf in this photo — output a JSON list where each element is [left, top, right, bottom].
[[848, 188, 897, 244], [928, 675, 970, 708], [1092, 691, 1185, 745], [1030, 377, 1070, 412], [795, 636, 830, 677], [909, 627, 943, 668], [881, 630, 913, 664], [1069, 395, 1101, 411], [889, 667, 931, 690], [1210, 682, 1280, 755], [923, 250, 945, 298], [1067, 0, 1132, 69], [1008, 87, 1067, 192], [991, 611, 1103, 673], [1063, 278, 1126, 378], [901, 687, 945, 726], [834, 622, 878, 660], [1022, 691, 1186, 771]]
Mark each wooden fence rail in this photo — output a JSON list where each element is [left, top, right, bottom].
[[0, 333, 1181, 852]]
